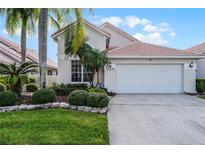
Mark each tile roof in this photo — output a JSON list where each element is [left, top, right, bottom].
[[186, 42, 205, 54], [108, 41, 202, 57], [0, 36, 57, 69]]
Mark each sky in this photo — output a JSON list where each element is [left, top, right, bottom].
[[1, 8, 205, 62]]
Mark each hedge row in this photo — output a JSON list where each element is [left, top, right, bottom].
[[68, 90, 109, 108], [51, 83, 88, 96], [196, 78, 205, 93]]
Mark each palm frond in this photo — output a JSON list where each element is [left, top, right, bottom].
[[71, 8, 85, 54], [17, 61, 38, 74], [0, 63, 13, 74], [5, 9, 21, 36], [49, 15, 61, 30]]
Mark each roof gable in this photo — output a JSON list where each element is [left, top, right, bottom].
[[52, 19, 111, 39], [99, 22, 138, 42]]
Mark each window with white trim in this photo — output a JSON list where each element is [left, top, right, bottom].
[[71, 60, 93, 82]]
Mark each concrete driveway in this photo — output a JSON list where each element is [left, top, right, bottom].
[[108, 94, 205, 144]]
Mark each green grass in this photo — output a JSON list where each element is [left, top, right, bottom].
[[198, 95, 205, 99], [0, 109, 109, 145]]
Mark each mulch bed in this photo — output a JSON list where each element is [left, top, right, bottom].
[[56, 96, 68, 102], [20, 92, 68, 104]]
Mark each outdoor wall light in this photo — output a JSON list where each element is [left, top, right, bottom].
[[189, 61, 194, 68], [109, 62, 112, 69], [108, 62, 116, 70]]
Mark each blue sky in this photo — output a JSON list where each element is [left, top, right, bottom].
[[1, 8, 205, 62]]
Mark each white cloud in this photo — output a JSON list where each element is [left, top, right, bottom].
[[143, 22, 171, 33], [101, 16, 123, 27], [133, 32, 168, 45], [124, 16, 150, 28], [92, 15, 175, 45], [143, 25, 158, 32], [169, 32, 176, 37], [159, 22, 169, 27]]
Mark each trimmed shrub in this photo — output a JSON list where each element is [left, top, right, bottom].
[[32, 88, 56, 104], [26, 83, 38, 92], [100, 87, 108, 93], [52, 87, 67, 96], [0, 83, 6, 92], [196, 79, 205, 93], [88, 88, 106, 94], [66, 83, 87, 89], [68, 90, 88, 106], [87, 92, 109, 108], [0, 76, 8, 85], [0, 91, 17, 106], [51, 83, 88, 96]]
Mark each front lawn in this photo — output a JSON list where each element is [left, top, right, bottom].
[[198, 95, 205, 99], [0, 109, 109, 145]]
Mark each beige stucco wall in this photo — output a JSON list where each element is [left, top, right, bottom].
[[56, 24, 107, 85], [104, 58, 197, 93], [33, 75, 57, 87], [57, 55, 103, 86], [195, 58, 205, 78], [100, 25, 134, 47]]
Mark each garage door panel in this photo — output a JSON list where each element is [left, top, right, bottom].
[[117, 64, 183, 93]]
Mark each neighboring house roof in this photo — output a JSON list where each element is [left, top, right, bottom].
[[52, 19, 111, 39], [108, 41, 203, 58], [99, 22, 139, 42], [0, 36, 57, 69], [186, 42, 205, 54]]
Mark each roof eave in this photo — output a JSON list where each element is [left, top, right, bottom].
[[107, 55, 205, 59], [51, 20, 111, 40]]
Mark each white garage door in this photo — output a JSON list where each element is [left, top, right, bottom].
[[117, 64, 183, 93]]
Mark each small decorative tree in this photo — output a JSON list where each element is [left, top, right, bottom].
[[82, 48, 108, 87], [0, 61, 38, 96]]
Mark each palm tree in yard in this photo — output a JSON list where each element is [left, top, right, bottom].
[[0, 61, 38, 96], [0, 9, 39, 63], [38, 8, 86, 88], [38, 8, 48, 88]]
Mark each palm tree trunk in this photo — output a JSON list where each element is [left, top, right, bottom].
[[21, 20, 27, 63], [96, 69, 100, 87], [38, 8, 48, 88]]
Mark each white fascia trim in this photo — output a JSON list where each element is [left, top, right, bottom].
[[99, 22, 137, 41], [107, 55, 205, 59], [52, 21, 110, 39]]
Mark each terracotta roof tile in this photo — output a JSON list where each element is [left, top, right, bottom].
[[186, 42, 205, 54], [108, 41, 200, 57], [0, 36, 57, 69]]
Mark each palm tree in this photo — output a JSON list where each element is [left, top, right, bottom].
[[38, 8, 86, 88], [82, 48, 108, 87], [0, 61, 38, 96], [0, 9, 39, 63], [38, 9, 48, 88]]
